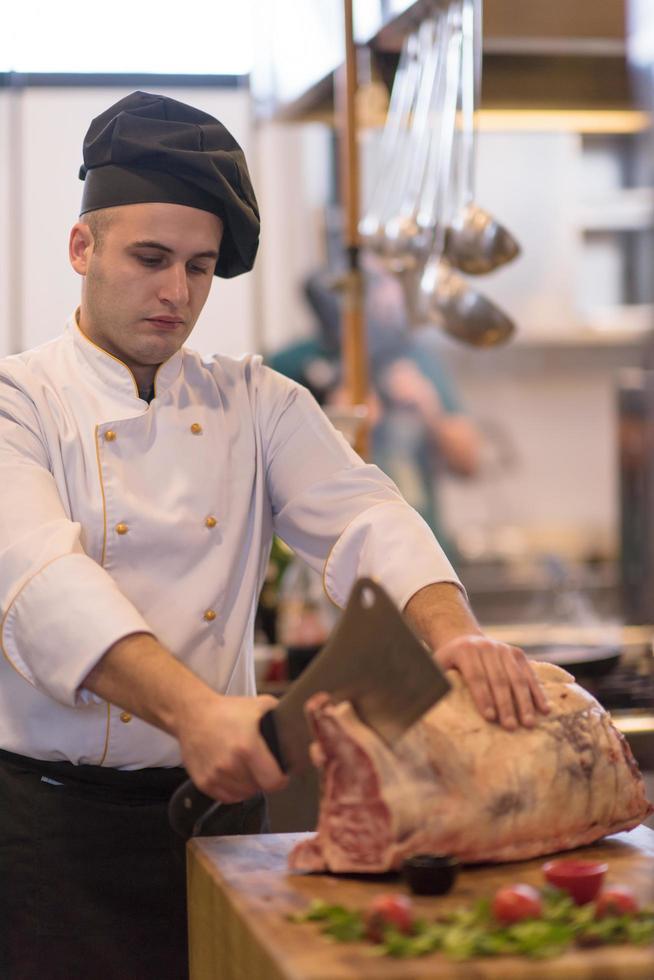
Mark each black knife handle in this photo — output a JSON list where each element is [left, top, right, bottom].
[[258, 708, 288, 773], [168, 710, 288, 838], [168, 780, 217, 840]]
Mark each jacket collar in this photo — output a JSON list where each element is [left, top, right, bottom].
[[69, 311, 184, 403]]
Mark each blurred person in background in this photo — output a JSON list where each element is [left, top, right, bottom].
[[268, 250, 482, 559]]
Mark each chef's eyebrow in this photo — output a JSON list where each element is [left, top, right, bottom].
[[130, 240, 219, 260]]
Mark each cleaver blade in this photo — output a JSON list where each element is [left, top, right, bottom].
[[263, 576, 451, 773], [168, 577, 450, 838]]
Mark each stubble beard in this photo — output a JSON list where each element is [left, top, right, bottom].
[[82, 269, 179, 371]]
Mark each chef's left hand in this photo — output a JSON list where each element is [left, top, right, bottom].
[[434, 634, 550, 730]]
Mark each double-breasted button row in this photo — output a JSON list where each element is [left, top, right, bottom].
[[105, 423, 204, 441], [120, 711, 132, 723], [114, 517, 217, 536], [103, 422, 217, 625]]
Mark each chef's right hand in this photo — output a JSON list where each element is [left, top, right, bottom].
[[176, 693, 289, 804]]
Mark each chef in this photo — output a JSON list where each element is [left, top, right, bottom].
[[0, 91, 549, 979]]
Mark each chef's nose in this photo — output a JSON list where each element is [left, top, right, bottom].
[[159, 262, 190, 307]]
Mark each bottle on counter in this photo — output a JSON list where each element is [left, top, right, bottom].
[[255, 536, 294, 646], [276, 556, 339, 680]]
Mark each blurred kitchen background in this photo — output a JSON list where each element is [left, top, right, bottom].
[[2, 0, 653, 821]]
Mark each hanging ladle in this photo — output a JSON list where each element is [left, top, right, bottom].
[[421, 253, 516, 346], [443, 0, 520, 274], [419, 3, 515, 347], [359, 29, 422, 252], [382, 15, 445, 271]]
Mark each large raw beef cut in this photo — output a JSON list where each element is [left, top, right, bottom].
[[289, 662, 653, 872]]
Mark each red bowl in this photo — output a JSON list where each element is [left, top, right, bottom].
[[542, 859, 608, 905]]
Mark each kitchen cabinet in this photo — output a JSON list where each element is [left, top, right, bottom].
[[251, 0, 631, 121]]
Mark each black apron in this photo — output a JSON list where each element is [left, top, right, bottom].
[[0, 749, 268, 980]]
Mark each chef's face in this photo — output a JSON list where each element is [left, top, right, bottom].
[[69, 202, 223, 385]]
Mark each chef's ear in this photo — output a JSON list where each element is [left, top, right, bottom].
[[69, 221, 95, 276]]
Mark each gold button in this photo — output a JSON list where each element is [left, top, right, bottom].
[[190, 422, 203, 434], [204, 516, 218, 528], [119, 711, 132, 723], [104, 430, 117, 442], [115, 523, 129, 535], [203, 609, 217, 622]]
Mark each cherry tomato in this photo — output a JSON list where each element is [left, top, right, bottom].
[[365, 894, 414, 942], [492, 884, 543, 925], [542, 859, 607, 905], [595, 886, 639, 919]]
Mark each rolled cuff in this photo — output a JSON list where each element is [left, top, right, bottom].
[[323, 499, 463, 610], [1, 552, 152, 706]]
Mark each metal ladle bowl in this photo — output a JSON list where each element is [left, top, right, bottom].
[[443, 0, 521, 276], [444, 202, 520, 275], [358, 212, 387, 254], [420, 253, 515, 347], [381, 214, 435, 273]]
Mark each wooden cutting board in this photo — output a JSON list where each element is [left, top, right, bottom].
[[187, 826, 654, 979]]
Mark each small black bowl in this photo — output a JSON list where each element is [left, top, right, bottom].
[[402, 854, 460, 896]]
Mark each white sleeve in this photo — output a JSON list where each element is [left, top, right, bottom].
[[0, 380, 151, 706], [258, 365, 462, 610]]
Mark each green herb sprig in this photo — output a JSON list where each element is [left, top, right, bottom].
[[290, 889, 654, 961]]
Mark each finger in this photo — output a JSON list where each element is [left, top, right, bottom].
[[511, 648, 551, 714], [446, 646, 497, 723], [482, 647, 518, 730], [200, 770, 258, 804], [257, 693, 281, 713], [502, 651, 540, 727], [209, 785, 250, 805], [309, 740, 327, 768], [247, 733, 289, 794], [198, 743, 264, 802]]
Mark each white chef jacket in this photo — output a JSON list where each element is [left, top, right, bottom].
[[0, 316, 460, 769]]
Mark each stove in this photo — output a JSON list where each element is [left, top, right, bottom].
[[584, 644, 654, 827], [584, 646, 654, 711]]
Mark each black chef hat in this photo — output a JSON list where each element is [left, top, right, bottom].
[[79, 91, 259, 279]]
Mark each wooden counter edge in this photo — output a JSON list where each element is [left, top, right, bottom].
[[187, 834, 310, 980]]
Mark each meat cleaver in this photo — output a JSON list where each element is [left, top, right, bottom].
[[168, 577, 451, 838]]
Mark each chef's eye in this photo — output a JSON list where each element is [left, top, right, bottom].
[[137, 254, 163, 267], [188, 264, 211, 276]]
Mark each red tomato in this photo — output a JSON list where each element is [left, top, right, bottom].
[[595, 886, 639, 919], [492, 884, 543, 925], [542, 859, 607, 905], [365, 894, 414, 942]]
